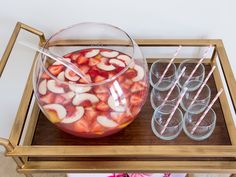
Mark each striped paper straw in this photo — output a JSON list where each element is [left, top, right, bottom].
[[184, 46, 212, 85], [189, 65, 216, 108], [161, 66, 186, 106], [155, 45, 182, 87], [191, 88, 223, 134], [161, 87, 188, 135]]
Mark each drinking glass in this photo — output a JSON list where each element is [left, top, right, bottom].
[[151, 104, 183, 140], [150, 84, 180, 110], [183, 104, 216, 141], [180, 82, 211, 113], [177, 59, 205, 91], [149, 60, 176, 91]]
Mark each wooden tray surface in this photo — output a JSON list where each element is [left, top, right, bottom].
[[31, 64, 231, 146]]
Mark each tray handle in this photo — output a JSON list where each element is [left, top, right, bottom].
[[0, 21, 46, 77]]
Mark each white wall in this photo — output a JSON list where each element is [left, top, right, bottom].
[[0, 0, 236, 144]]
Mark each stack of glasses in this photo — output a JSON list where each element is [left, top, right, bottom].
[[149, 47, 222, 141]]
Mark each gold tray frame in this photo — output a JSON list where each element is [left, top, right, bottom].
[[0, 22, 236, 176]]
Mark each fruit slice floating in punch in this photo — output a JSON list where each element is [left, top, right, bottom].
[[100, 51, 119, 58], [108, 96, 125, 112], [97, 62, 116, 71], [72, 93, 99, 106], [57, 71, 65, 81], [85, 49, 100, 58], [38, 79, 47, 95], [43, 104, 67, 123], [47, 80, 65, 93], [131, 82, 145, 93], [77, 55, 88, 65], [48, 65, 64, 76], [132, 64, 144, 82], [97, 115, 118, 128], [69, 82, 91, 93], [109, 59, 125, 67], [61, 106, 84, 124], [65, 68, 80, 81], [117, 54, 131, 65], [89, 58, 100, 66], [40, 93, 55, 104]]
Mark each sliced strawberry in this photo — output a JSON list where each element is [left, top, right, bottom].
[[111, 112, 127, 124], [89, 57, 100, 66], [130, 94, 143, 106], [96, 93, 109, 102], [90, 122, 105, 134], [63, 53, 72, 58], [71, 53, 80, 61], [96, 102, 110, 111], [79, 74, 91, 84], [116, 66, 125, 73], [85, 107, 97, 120], [80, 100, 92, 107], [125, 69, 137, 79], [73, 119, 89, 133], [78, 65, 90, 74], [88, 68, 99, 78], [108, 72, 115, 78], [48, 65, 64, 76], [54, 95, 66, 104], [94, 75, 106, 83], [41, 72, 51, 79], [40, 93, 55, 104], [131, 106, 141, 116], [93, 86, 109, 93], [117, 75, 125, 83], [121, 79, 133, 90], [97, 69, 109, 78], [77, 56, 88, 65], [131, 82, 145, 93], [65, 105, 76, 117]]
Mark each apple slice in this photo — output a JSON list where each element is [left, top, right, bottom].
[[69, 82, 91, 93], [65, 68, 80, 81], [57, 71, 65, 81], [62, 91, 75, 100], [38, 79, 47, 95], [61, 106, 84, 124], [53, 58, 71, 65], [117, 54, 131, 65], [72, 93, 99, 106], [47, 80, 65, 93], [109, 59, 125, 67], [43, 104, 67, 119], [132, 64, 144, 81], [97, 62, 116, 71], [108, 96, 125, 112], [97, 116, 118, 128], [85, 49, 100, 58], [100, 51, 119, 58]]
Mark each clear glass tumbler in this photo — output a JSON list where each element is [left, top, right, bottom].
[[183, 104, 216, 141], [149, 60, 176, 91], [151, 104, 183, 140], [150, 84, 180, 110], [177, 59, 205, 91], [180, 82, 211, 113]]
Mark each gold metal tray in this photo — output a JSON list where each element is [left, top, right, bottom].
[[0, 22, 236, 177]]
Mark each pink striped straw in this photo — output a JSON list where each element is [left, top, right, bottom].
[[191, 88, 223, 134], [155, 45, 182, 87], [161, 87, 188, 135], [161, 66, 186, 106], [189, 65, 216, 108], [184, 46, 212, 85]]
